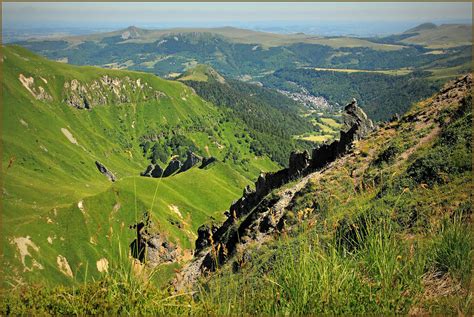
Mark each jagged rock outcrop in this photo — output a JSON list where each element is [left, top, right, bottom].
[[163, 158, 183, 177], [193, 99, 374, 272], [179, 152, 201, 173], [95, 161, 116, 182], [63, 76, 166, 109], [311, 99, 374, 169], [200, 157, 217, 169], [18, 74, 53, 101], [343, 98, 374, 140], [140, 163, 164, 178], [130, 212, 179, 268], [141, 152, 202, 178], [288, 150, 310, 176], [195, 223, 219, 256]]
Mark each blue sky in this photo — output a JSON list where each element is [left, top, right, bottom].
[[3, 2, 472, 33]]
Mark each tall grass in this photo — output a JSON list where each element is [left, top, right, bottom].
[[197, 219, 428, 315], [428, 214, 472, 285]]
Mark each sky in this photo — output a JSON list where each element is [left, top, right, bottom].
[[3, 2, 472, 36]]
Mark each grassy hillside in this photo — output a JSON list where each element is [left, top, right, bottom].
[[2, 72, 471, 315], [177, 64, 226, 83], [401, 24, 472, 49], [1, 45, 279, 287]]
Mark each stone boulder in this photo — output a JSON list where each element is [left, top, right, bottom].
[[199, 157, 217, 169], [141, 164, 154, 177], [151, 164, 164, 178], [288, 150, 310, 176], [95, 161, 116, 182], [129, 213, 179, 267], [195, 223, 218, 255], [342, 98, 374, 141], [163, 158, 182, 177], [179, 152, 201, 173], [140, 163, 164, 178]]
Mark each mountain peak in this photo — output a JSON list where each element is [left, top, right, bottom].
[[120, 26, 144, 39], [404, 22, 437, 33], [177, 64, 226, 84]]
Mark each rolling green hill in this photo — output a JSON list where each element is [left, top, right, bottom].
[[1, 45, 280, 287], [400, 23, 472, 49], [41, 26, 404, 50]]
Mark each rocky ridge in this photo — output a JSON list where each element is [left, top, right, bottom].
[[141, 152, 217, 178], [63, 75, 166, 109], [174, 98, 375, 290]]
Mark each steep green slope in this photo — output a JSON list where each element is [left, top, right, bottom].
[[1, 45, 279, 287]]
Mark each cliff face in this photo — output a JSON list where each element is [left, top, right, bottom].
[[192, 99, 374, 271], [63, 75, 166, 109]]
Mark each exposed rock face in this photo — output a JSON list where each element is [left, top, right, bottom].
[[63, 76, 166, 109], [95, 161, 116, 182], [199, 157, 217, 169], [141, 152, 201, 178], [342, 99, 374, 141], [130, 212, 179, 268], [150, 164, 164, 178], [288, 150, 310, 176], [163, 158, 183, 177], [140, 163, 164, 178], [195, 223, 218, 256], [179, 152, 201, 173], [193, 99, 374, 273], [18, 74, 53, 101], [311, 99, 374, 169]]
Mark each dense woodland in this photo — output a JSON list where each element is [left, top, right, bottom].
[[184, 79, 315, 165]]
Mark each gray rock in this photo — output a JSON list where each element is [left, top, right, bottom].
[[163, 158, 182, 177], [141, 164, 155, 177], [179, 152, 201, 173], [150, 164, 164, 178], [289, 150, 310, 176], [200, 156, 217, 169], [140, 163, 164, 178], [129, 213, 179, 268], [342, 99, 374, 140], [95, 161, 116, 182]]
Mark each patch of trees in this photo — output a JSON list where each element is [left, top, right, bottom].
[[184, 79, 315, 165]]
